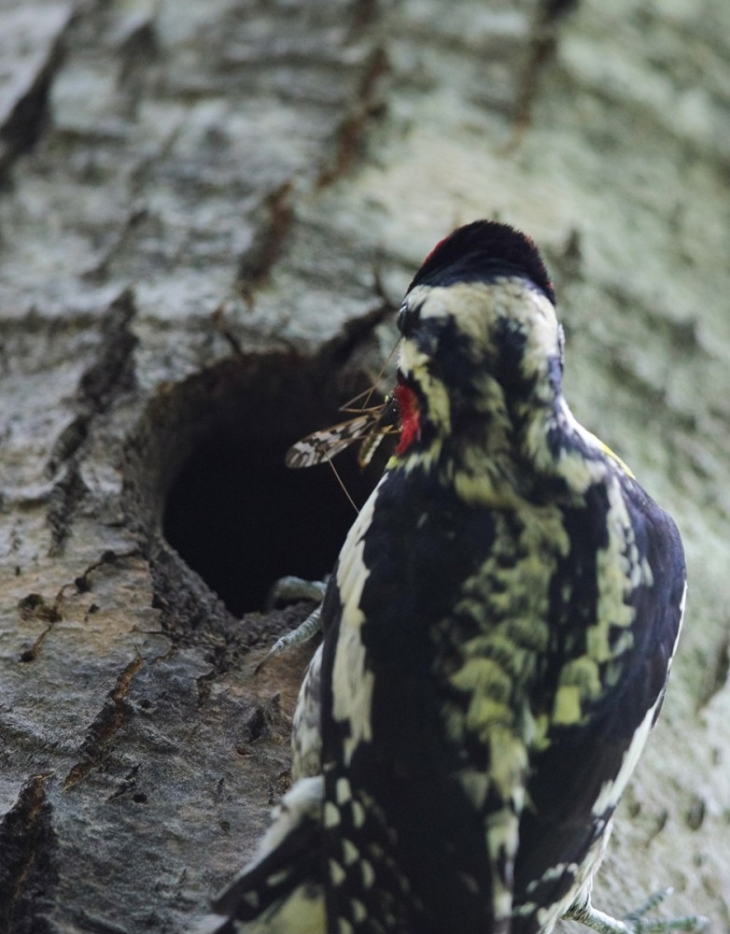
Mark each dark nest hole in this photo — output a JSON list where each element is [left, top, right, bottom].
[[163, 425, 377, 616], [124, 352, 390, 622]]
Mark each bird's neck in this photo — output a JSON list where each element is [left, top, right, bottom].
[[406, 392, 611, 507]]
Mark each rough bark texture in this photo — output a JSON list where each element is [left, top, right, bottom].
[[0, 1, 728, 932]]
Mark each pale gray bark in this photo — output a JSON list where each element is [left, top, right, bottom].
[[0, 1, 728, 932]]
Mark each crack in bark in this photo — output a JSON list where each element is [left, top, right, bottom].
[[348, 0, 382, 33], [117, 15, 159, 88], [75, 289, 139, 416], [507, 0, 582, 145], [47, 289, 138, 478], [237, 181, 295, 298], [18, 623, 56, 665], [0, 7, 73, 180], [697, 628, 730, 711], [47, 462, 90, 556], [317, 44, 390, 187], [17, 551, 142, 662], [45, 291, 138, 552], [0, 773, 58, 934], [63, 656, 145, 791]]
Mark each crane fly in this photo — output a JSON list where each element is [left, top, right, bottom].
[[286, 328, 402, 472], [285, 391, 400, 470]]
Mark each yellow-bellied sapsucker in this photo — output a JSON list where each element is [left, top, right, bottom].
[[204, 221, 688, 934]]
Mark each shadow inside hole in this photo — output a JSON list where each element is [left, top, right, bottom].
[[163, 428, 387, 617]]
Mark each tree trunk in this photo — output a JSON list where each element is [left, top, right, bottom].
[[1, 1, 728, 932]]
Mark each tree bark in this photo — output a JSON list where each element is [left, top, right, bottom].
[[1, 1, 728, 932]]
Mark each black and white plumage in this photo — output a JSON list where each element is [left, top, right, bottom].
[[205, 221, 687, 934]]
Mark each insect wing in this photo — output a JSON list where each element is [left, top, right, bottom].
[[285, 414, 378, 469]]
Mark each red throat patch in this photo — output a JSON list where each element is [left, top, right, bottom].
[[394, 383, 421, 455]]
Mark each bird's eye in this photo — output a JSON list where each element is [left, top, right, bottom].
[[397, 301, 420, 336]]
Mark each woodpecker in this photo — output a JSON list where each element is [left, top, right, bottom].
[[204, 221, 688, 934]]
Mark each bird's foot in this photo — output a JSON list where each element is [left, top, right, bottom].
[[265, 575, 327, 609], [256, 577, 326, 674], [565, 889, 709, 934]]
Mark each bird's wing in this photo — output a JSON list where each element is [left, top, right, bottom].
[[204, 776, 325, 933], [511, 491, 686, 933]]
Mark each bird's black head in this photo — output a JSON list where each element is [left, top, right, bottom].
[[394, 221, 564, 469], [406, 220, 555, 306]]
